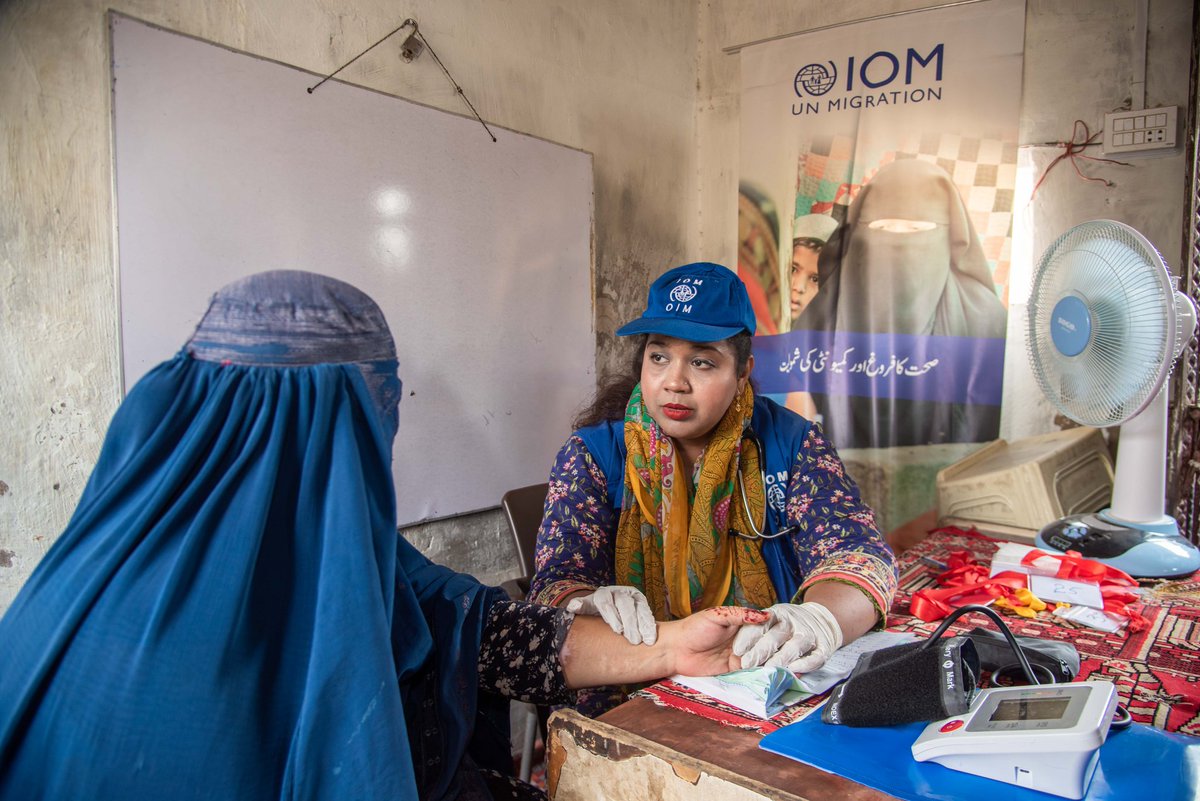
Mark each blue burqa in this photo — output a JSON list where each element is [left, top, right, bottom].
[[0, 271, 509, 800]]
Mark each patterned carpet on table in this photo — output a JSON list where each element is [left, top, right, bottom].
[[633, 527, 1200, 736]]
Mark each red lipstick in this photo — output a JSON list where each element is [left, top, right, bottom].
[[662, 404, 693, 421]]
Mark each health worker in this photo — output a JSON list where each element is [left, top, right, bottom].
[[528, 262, 898, 716]]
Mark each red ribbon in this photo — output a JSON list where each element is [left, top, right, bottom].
[[1019, 547, 1137, 586], [909, 548, 1149, 631], [1019, 548, 1148, 630], [909, 550, 1030, 621]]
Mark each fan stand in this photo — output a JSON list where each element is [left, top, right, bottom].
[[1102, 386, 1180, 536]]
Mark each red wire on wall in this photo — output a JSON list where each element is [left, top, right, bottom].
[[1030, 120, 1132, 199]]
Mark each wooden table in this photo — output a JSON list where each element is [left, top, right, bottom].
[[545, 527, 1200, 799], [547, 700, 891, 801]]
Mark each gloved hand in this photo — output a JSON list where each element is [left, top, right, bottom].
[[731, 601, 843, 673], [566, 585, 658, 645]]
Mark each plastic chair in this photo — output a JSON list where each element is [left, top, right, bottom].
[[501, 482, 548, 594], [500, 482, 549, 782]]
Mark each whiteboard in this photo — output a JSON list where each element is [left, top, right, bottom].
[[111, 15, 594, 525]]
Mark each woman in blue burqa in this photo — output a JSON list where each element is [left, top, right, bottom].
[[0, 271, 764, 801], [794, 158, 1007, 449]]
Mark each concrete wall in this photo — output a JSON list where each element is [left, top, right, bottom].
[[1, 0, 1195, 609], [697, 0, 1195, 530], [0, 0, 699, 608]]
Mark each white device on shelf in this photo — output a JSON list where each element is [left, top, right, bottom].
[[911, 681, 1119, 799]]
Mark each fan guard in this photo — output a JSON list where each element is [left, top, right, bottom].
[[1027, 220, 1176, 428]]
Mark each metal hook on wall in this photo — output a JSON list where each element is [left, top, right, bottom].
[[307, 17, 496, 143], [307, 18, 417, 94]]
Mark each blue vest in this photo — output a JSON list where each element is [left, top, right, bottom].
[[576, 395, 811, 604]]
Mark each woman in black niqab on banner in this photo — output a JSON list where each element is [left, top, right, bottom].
[[795, 158, 1007, 449]]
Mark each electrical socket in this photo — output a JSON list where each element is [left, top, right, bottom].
[[1102, 106, 1178, 155]]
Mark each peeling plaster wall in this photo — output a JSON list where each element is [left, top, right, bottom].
[[696, 0, 1194, 528], [0, 0, 699, 610], [2, 0, 1195, 609]]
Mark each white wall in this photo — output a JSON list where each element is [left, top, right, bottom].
[[1, 0, 1195, 608]]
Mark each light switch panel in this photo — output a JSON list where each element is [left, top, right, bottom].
[[1103, 106, 1178, 155]]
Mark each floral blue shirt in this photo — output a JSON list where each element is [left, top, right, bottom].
[[529, 423, 898, 618]]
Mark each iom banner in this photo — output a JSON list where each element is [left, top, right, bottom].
[[739, 0, 1024, 450]]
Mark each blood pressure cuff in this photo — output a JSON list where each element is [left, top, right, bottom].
[[821, 636, 979, 727], [965, 627, 1079, 683]]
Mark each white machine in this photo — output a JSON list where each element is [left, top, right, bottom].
[[911, 681, 1119, 799]]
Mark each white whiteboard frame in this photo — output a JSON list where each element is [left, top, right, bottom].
[[110, 14, 595, 525]]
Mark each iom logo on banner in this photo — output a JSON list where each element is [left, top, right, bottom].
[[792, 44, 944, 115], [794, 62, 838, 96]]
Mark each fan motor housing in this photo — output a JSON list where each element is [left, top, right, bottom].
[[1050, 295, 1092, 357]]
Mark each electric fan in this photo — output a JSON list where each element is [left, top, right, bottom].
[[1027, 219, 1200, 578]]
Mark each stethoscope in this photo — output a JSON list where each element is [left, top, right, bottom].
[[728, 430, 799, 541]]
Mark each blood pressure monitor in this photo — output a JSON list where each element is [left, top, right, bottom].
[[911, 681, 1119, 799]]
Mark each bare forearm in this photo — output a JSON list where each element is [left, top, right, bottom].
[[559, 615, 675, 689], [802, 581, 880, 643], [559, 606, 768, 689]]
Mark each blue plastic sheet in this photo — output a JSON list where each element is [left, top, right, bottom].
[[759, 710, 1200, 800]]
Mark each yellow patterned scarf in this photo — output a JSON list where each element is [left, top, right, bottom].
[[614, 382, 776, 620]]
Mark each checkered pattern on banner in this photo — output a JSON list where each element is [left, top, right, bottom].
[[794, 133, 1018, 307]]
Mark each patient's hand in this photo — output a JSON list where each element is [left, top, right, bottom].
[[663, 607, 771, 676], [561, 605, 769, 688]]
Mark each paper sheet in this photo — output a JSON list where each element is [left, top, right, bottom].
[[673, 630, 919, 718], [1029, 574, 1105, 609]]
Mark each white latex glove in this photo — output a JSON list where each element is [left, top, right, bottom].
[[565, 585, 658, 645], [731, 601, 843, 673]]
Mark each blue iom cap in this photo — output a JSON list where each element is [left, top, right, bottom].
[[615, 262, 757, 341]]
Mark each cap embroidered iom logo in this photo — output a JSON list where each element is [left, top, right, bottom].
[[669, 284, 698, 304]]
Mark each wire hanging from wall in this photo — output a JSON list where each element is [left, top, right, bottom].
[[307, 18, 496, 143], [1028, 120, 1131, 199]]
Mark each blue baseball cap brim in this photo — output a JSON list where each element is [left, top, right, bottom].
[[614, 317, 747, 342]]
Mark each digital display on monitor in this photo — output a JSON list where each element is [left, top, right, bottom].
[[989, 697, 1071, 722]]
